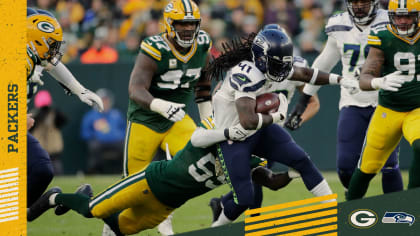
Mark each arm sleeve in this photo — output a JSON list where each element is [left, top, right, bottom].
[[46, 61, 86, 94], [303, 36, 341, 96], [190, 127, 226, 148]]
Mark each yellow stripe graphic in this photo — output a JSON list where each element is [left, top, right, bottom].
[[245, 209, 337, 231], [245, 194, 336, 216], [245, 217, 337, 236]]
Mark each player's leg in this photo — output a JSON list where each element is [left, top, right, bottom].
[[256, 125, 332, 198], [402, 107, 420, 188], [380, 145, 403, 193], [27, 133, 54, 207], [161, 114, 196, 156], [123, 121, 164, 177], [347, 105, 404, 200], [336, 106, 373, 189]]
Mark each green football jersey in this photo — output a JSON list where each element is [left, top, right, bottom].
[[127, 31, 212, 132], [145, 118, 265, 208], [368, 25, 420, 112]]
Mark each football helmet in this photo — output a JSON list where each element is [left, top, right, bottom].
[[346, 0, 379, 25], [251, 27, 293, 82], [388, 0, 420, 36], [163, 0, 201, 48], [27, 13, 63, 64]]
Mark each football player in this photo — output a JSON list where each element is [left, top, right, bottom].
[[290, 0, 403, 195], [207, 26, 355, 226], [26, 118, 290, 235], [347, 0, 420, 199], [26, 8, 102, 217], [123, 0, 212, 234], [208, 25, 321, 225]]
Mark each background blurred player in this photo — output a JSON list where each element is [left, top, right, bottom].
[[347, 0, 420, 199], [290, 0, 403, 195]]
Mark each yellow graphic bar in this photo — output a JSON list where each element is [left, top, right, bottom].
[[245, 209, 337, 231], [245, 217, 337, 236], [245, 194, 337, 216], [245, 201, 337, 224], [0, 1, 26, 235]]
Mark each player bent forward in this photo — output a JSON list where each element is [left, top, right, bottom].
[[27, 118, 294, 235]]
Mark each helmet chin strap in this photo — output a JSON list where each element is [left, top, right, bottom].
[[396, 24, 417, 36], [175, 31, 194, 48]]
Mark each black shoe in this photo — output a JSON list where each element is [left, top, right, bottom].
[[27, 187, 62, 222], [54, 184, 93, 216], [209, 197, 222, 223]]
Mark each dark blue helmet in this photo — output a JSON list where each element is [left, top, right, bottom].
[[251, 27, 293, 82], [263, 24, 282, 31], [27, 7, 55, 18]]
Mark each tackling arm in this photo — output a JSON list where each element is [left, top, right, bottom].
[[46, 61, 104, 111]]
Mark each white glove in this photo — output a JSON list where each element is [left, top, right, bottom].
[[270, 93, 288, 124], [77, 89, 104, 112], [371, 71, 409, 92], [150, 98, 186, 122], [339, 78, 360, 95], [224, 123, 255, 141], [29, 70, 44, 86]]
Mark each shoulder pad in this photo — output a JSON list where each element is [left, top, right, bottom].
[[140, 34, 171, 61], [370, 9, 389, 29], [229, 61, 266, 93], [293, 56, 308, 68], [325, 12, 353, 34], [197, 30, 212, 51]]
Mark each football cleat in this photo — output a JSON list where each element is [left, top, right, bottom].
[[209, 197, 223, 223], [55, 183, 93, 216], [27, 186, 62, 222]]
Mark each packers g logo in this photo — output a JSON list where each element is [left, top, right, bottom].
[[37, 21, 55, 33], [349, 209, 378, 228], [165, 3, 174, 13]]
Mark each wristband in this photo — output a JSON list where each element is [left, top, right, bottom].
[[224, 128, 230, 139], [309, 68, 319, 85], [256, 113, 263, 129], [328, 73, 339, 84]]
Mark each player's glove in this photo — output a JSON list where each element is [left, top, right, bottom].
[[224, 123, 255, 141], [339, 77, 360, 95], [270, 93, 289, 124], [284, 93, 311, 130], [76, 89, 104, 112], [371, 71, 409, 92], [150, 98, 186, 122], [28, 70, 44, 86]]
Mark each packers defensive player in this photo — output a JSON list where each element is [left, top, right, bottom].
[[347, 0, 420, 200], [26, 118, 292, 235], [124, 0, 212, 179], [26, 8, 102, 216]]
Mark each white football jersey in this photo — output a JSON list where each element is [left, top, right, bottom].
[[324, 9, 389, 108], [212, 57, 307, 129]]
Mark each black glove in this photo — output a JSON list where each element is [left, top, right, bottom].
[[284, 93, 312, 131]]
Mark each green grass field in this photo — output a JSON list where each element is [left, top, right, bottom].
[[28, 171, 409, 236]]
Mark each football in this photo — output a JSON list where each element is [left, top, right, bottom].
[[255, 93, 280, 114]]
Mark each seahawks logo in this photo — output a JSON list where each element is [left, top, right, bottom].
[[37, 21, 55, 33]]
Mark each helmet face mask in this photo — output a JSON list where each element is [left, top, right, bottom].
[[27, 13, 63, 65], [164, 0, 201, 48], [252, 28, 294, 82], [346, 0, 378, 25], [388, 0, 420, 36]]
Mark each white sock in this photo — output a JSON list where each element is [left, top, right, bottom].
[[49, 193, 58, 206], [211, 210, 233, 227], [309, 179, 335, 202]]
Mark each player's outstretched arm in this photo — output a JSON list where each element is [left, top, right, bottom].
[[46, 61, 104, 112], [129, 53, 186, 122], [359, 47, 408, 92]]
